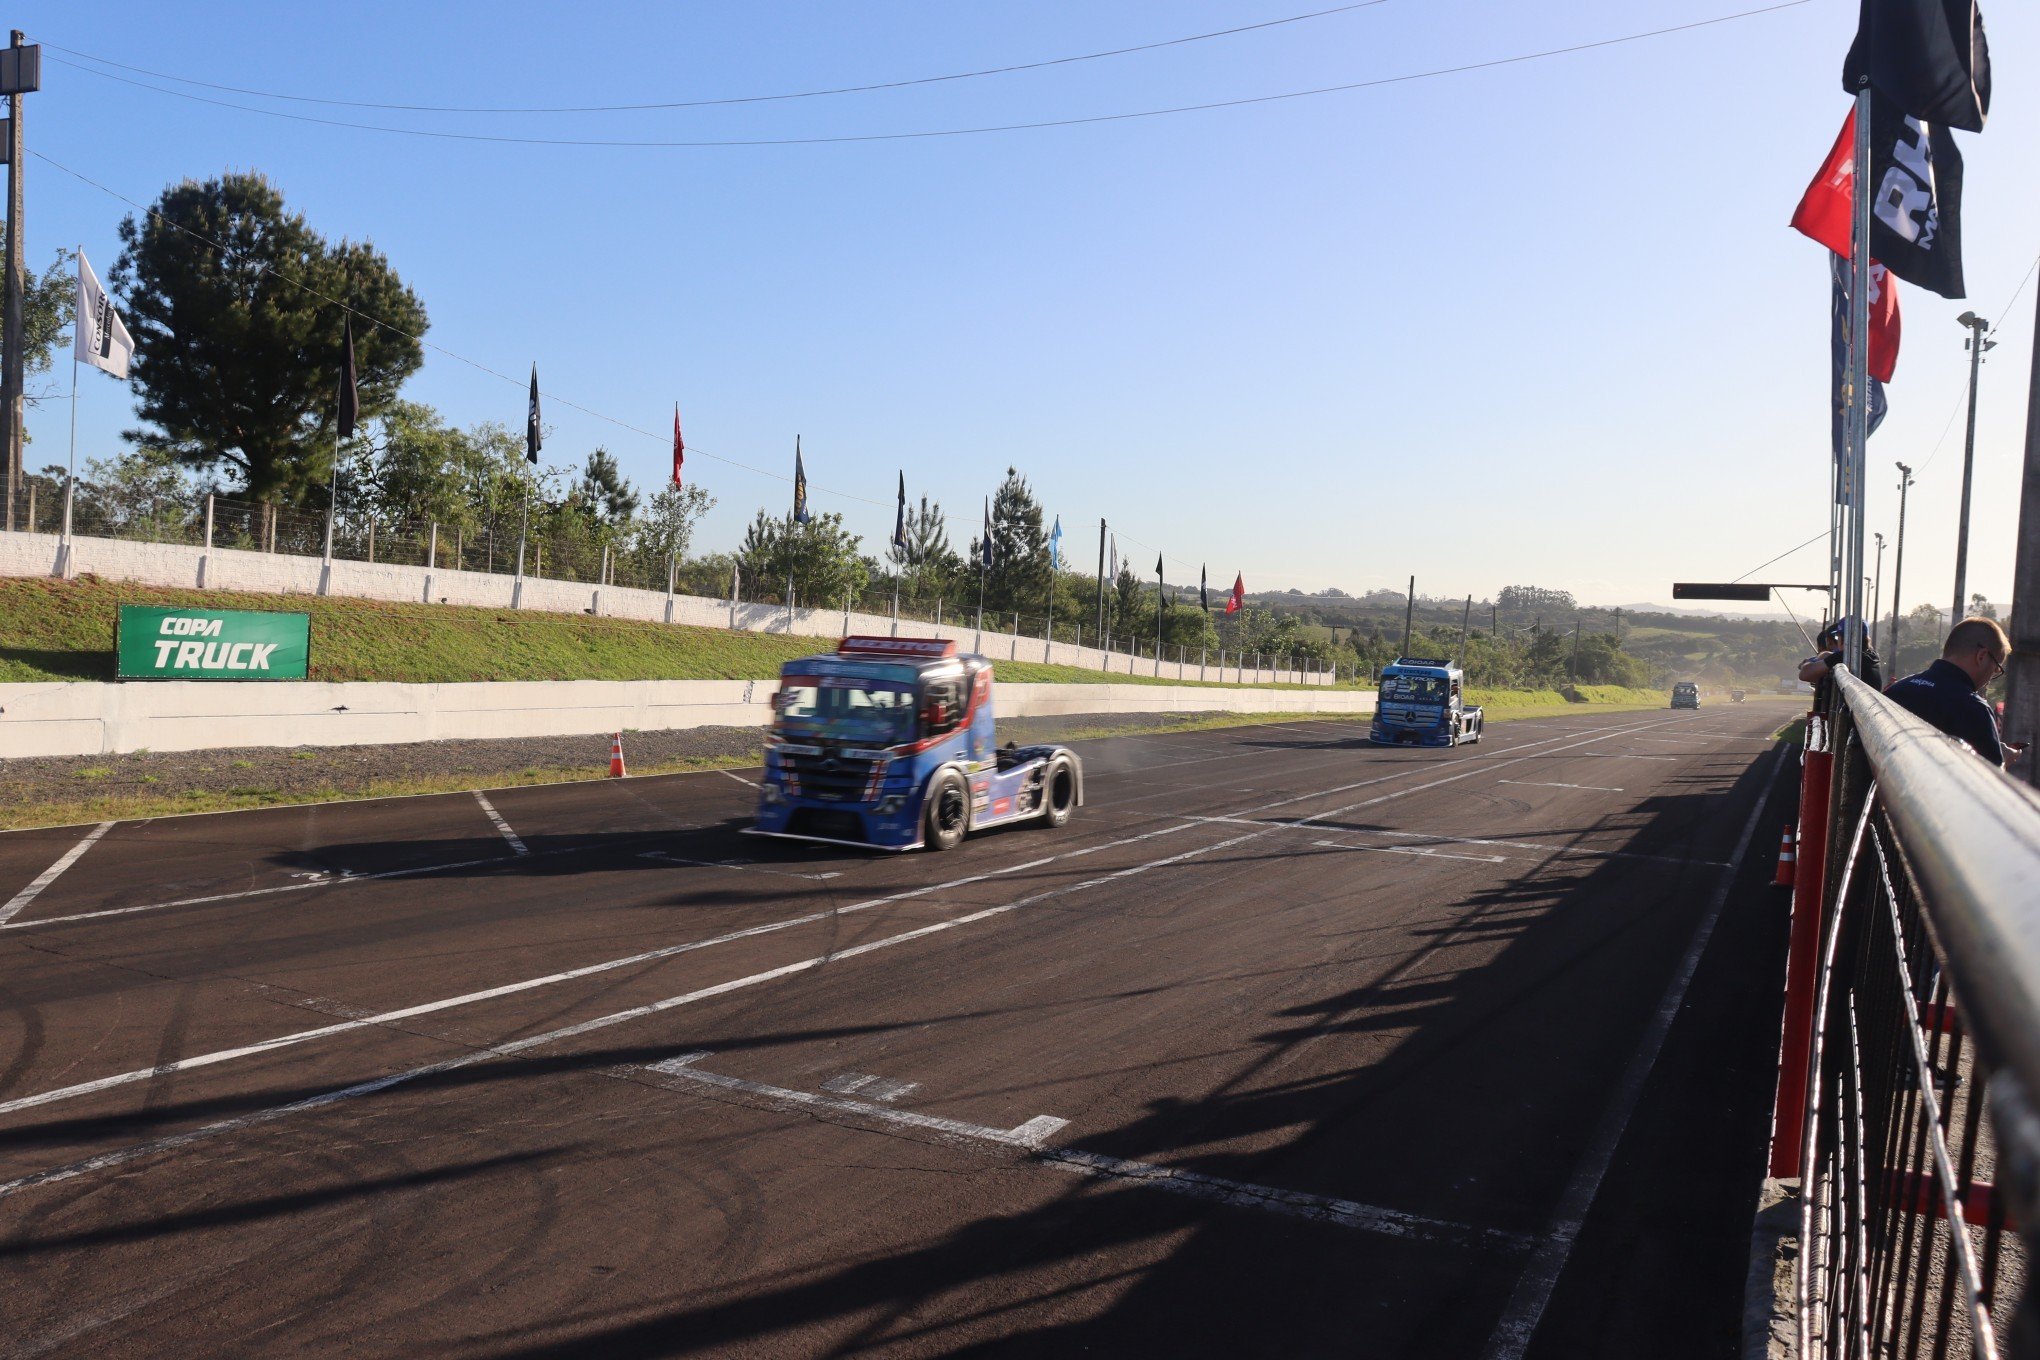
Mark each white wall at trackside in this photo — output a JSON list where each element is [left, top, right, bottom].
[[0, 531, 1335, 687], [0, 678, 1377, 758]]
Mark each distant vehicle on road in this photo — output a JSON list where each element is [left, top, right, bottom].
[[1672, 681, 1701, 709], [1731, 689, 1746, 703], [748, 636, 1082, 852], [1370, 657, 1483, 747]]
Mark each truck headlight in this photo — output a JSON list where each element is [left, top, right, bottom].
[[760, 784, 782, 804], [875, 795, 906, 815]]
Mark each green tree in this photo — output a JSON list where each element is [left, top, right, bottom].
[[976, 468, 1049, 613], [736, 508, 868, 605], [10, 239, 75, 440], [112, 172, 427, 506], [632, 481, 717, 567], [573, 448, 640, 525]]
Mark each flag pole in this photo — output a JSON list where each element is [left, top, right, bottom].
[[57, 347, 76, 573], [1844, 84, 1872, 675]]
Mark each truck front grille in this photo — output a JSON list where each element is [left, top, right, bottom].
[[780, 751, 883, 801]]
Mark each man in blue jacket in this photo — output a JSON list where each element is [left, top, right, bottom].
[[1884, 617, 2011, 767]]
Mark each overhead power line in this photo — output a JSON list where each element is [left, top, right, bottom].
[[45, 2, 1813, 150], [39, 4, 1389, 115], [31, 150, 1245, 580]]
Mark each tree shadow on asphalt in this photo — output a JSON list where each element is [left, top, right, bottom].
[[3, 748, 1794, 1358]]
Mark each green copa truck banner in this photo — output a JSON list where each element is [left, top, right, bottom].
[[115, 606, 311, 681]]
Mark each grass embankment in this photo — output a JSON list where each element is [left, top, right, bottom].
[[0, 576, 1343, 689], [1466, 685, 1666, 721]]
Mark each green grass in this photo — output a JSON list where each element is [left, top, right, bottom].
[[0, 575, 1329, 689]]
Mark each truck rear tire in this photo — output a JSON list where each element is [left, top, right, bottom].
[[1043, 756, 1078, 828], [924, 771, 970, 851]]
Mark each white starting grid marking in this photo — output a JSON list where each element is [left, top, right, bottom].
[[471, 792, 528, 856], [1312, 840, 1508, 865], [820, 1072, 921, 1102], [719, 769, 760, 789], [648, 1054, 1526, 1251], [0, 715, 1703, 1221], [638, 850, 842, 882], [0, 822, 115, 925], [1497, 780, 1625, 793]]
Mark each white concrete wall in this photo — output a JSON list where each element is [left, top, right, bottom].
[[1, 531, 1336, 687], [0, 676, 1376, 758]]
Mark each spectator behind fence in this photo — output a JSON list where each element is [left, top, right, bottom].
[[1883, 617, 2010, 767], [1799, 619, 1885, 712]]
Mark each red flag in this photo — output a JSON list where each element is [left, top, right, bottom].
[[671, 404, 685, 487], [1225, 573, 1244, 615], [1791, 110, 1902, 383]]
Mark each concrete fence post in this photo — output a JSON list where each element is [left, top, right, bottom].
[[428, 523, 437, 570]]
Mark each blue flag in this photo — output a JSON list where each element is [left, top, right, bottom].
[[1049, 516, 1063, 570]]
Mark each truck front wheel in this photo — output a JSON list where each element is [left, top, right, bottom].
[[1043, 757, 1078, 828], [924, 772, 970, 851]]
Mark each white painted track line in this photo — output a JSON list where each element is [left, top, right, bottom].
[[0, 717, 1686, 1130], [1497, 780, 1624, 793], [648, 1053, 1529, 1250], [471, 791, 529, 856], [719, 769, 759, 789], [1478, 744, 1790, 1359], [0, 822, 114, 925]]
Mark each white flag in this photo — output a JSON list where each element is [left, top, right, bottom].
[[75, 249, 134, 380]]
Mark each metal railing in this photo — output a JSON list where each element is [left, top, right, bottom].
[[1793, 669, 2040, 1357]]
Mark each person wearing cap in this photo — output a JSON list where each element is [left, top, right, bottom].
[[1799, 618, 1886, 712], [1883, 617, 2012, 767]]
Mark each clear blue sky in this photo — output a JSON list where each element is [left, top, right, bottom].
[[19, 0, 2038, 614]]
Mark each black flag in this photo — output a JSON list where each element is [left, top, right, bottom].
[[1844, 0, 1990, 133], [1200, 565, 1209, 612], [525, 364, 542, 464], [1868, 93, 1967, 298], [1155, 554, 1163, 580], [891, 471, 908, 554], [792, 439, 811, 523], [980, 498, 994, 569], [337, 315, 359, 440]]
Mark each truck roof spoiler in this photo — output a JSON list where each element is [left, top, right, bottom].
[[838, 636, 958, 659]]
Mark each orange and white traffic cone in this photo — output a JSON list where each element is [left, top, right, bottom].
[[609, 732, 628, 778], [1773, 823, 1796, 888]]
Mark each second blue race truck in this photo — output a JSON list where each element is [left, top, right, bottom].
[[748, 636, 1084, 852], [1369, 656, 1484, 747]]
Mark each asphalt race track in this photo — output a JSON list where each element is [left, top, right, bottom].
[[0, 705, 1798, 1358]]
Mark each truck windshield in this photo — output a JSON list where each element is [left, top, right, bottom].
[[776, 677, 917, 745], [1383, 675, 1447, 702]]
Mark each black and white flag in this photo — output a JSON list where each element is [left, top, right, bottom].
[[1870, 94, 1967, 299], [74, 249, 134, 380]]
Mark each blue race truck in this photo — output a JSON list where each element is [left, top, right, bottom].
[[1369, 656, 1484, 747], [747, 636, 1084, 852]]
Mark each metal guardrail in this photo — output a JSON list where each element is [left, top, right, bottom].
[[1794, 669, 2040, 1358]]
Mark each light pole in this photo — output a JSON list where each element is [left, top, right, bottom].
[[1871, 532, 1885, 655], [1890, 461, 1914, 665], [1952, 311, 1996, 621]]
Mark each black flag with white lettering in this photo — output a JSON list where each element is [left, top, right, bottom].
[[1867, 93, 1966, 299], [1843, 0, 1990, 133]]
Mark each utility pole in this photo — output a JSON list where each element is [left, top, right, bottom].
[[1870, 532, 1885, 655], [1456, 594, 1472, 664], [2004, 273, 2040, 787], [1401, 575, 1415, 658], [1569, 619, 1581, 686], [1491, 601, 1498, 636], [0, 33, 38, 533], [1890, 461, 1914, 665], [1952, 311, 1995, 621]]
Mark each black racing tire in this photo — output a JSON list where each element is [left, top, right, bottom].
[[1042, 757, 1078, 828], [924, 770, 970, 851]]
